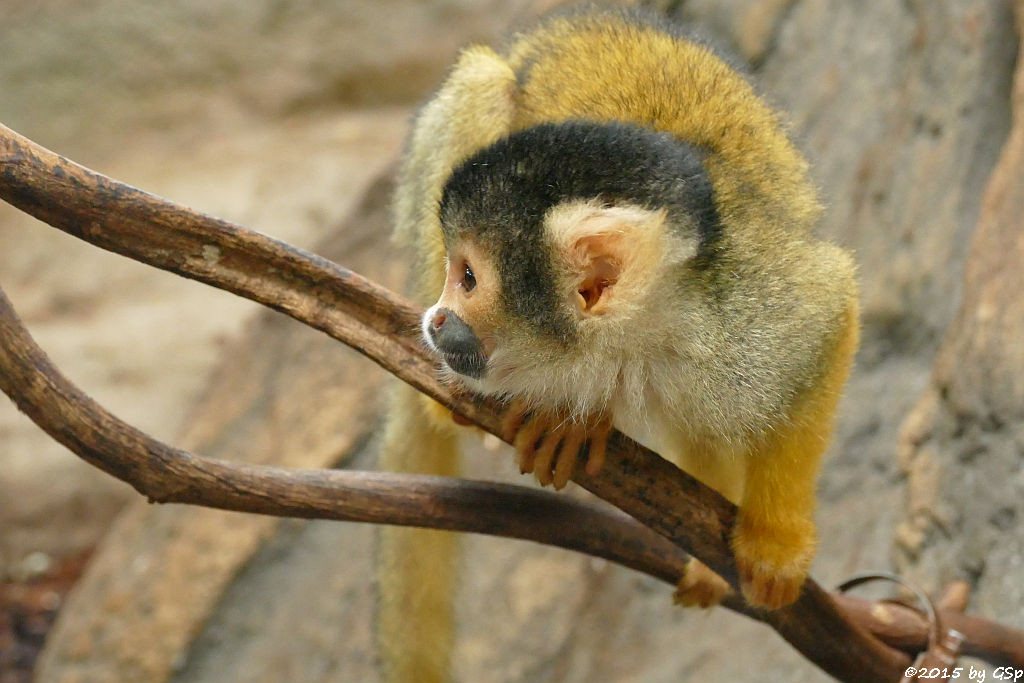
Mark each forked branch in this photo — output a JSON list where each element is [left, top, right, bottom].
[[3, 122, 1020, 680]]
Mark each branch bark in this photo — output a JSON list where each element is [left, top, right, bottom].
[[2, 120, 999, 680], [2, 280, 1023, 672]]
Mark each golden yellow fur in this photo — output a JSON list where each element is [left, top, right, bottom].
[[377, 384, 460, 683], [504, 14, 822, 237], [381, 8, 860, 682]]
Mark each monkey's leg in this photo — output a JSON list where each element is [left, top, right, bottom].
[[733, 303, 859, 609], [503, 402, 612, 490], [377, 383, 461, 683], [731, 430, 822, 610]]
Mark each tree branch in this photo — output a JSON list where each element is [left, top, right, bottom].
[[2, 120, 1000, 680], [2, 280, 1023, 672]]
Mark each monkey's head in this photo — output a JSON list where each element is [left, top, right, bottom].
[[422, 120, 718, 415]]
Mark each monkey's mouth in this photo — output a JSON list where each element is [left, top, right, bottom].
[[440, 350, 488, 380]]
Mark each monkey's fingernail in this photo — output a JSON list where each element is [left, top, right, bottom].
[[534, 445, 557, 487], [551, 455, 571, 489], [517, 441, 537, 474]]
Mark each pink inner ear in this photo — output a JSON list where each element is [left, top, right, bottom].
[[574, 241, 621, 313], [555, 203, 669, 315], [578, 277, 607, 311]]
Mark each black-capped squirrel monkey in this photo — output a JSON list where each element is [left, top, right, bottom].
[[378, 7, 859, 682]]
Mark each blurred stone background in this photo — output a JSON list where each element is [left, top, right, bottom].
[[1, 0, 1021, 681]]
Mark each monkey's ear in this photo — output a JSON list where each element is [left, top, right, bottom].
[[547, 202, 688, 316]]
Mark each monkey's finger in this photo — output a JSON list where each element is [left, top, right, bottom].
[[502, 400, 529, 442], [674, 559, 731, 608], [513, 416, 546, 474], [740, 570, 801, 610], [532, 427, 563, 487], [584, 419, 612, 476], [584, 437, 606, 476], [552, 429, 585, 490], [451, 411, 474, 427]]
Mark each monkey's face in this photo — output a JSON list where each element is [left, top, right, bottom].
[[422, 239, 501, 382], [425, 120, 713, 408], [422, 201, 683, 405]]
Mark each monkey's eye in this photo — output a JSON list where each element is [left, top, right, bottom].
[[461, 262, 476, 293]]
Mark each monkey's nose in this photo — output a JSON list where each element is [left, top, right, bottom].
[[424, 308, 486, 379]]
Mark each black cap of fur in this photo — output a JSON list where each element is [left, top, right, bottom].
[[440, 119, 718, 340]]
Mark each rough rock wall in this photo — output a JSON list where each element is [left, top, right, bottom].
[[4, 0, 1021, 681], [0, 0, 547, 632], [1, 0, 554, 155], [895, 1, 1024, 625]]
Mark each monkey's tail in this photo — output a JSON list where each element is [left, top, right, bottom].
[[377, 381, 462, 683]]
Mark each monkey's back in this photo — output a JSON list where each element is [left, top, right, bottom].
[[495, 10, 859, 448], [394, 9, 857, 433], [502, 10, 823, 242]]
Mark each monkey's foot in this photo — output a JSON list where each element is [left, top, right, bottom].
[[502, 402, 612, 490], [731, 517, 814, 610], [673, 558, 730, 608]]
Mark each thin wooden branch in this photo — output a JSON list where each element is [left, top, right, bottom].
[[831, 594, 1024, 669], [0, 121, 923, 680]]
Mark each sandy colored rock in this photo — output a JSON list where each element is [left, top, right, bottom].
[[895, 0, 1024, 623], [0, 0, 561, 158], [6, 0, 1022, 681], [0, 110, 407, 582]]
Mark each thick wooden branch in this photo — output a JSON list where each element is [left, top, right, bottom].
[[3, 284, 1023, 675], [0, 121, 933, 680]]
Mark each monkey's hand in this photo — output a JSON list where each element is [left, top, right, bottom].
[[502, 402, 612, 490], [673, 558, 731, 608], [731, 515, 814, 609]]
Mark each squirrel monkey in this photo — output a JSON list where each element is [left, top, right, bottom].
[[378, 7, 859, 682]]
